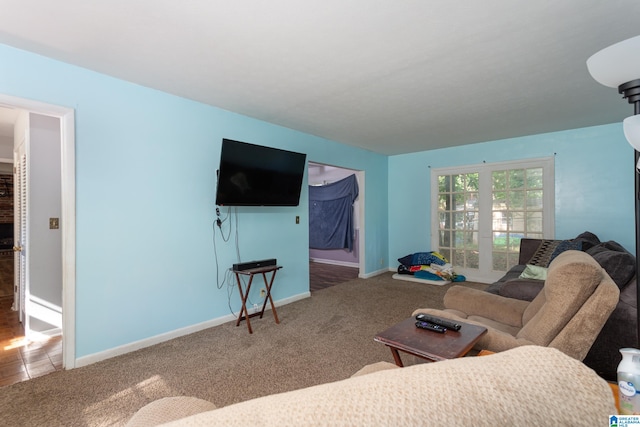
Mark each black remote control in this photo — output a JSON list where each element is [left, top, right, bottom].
[[415, 320, 446, 333], [415, 314, 462, 331]]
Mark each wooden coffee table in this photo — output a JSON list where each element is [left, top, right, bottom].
[[374, 316, 487, 366]]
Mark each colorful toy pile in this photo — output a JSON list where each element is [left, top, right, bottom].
[[397, 251, 466, 282]]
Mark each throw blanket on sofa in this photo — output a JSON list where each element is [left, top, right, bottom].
[[309, 174, 359, 251]]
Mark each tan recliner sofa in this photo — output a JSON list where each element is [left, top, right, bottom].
[[125, 346, 616, 426], [413, 250, 620, 360]]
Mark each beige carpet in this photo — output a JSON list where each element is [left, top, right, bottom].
[[0, 273, 487, 427]]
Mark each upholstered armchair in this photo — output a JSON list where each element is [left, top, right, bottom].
[[413, 250, 619, 360]]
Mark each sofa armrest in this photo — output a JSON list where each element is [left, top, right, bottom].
[[351, 361, 399, 377], [126, 397, 216, 427], [442, 286, 529, 327]]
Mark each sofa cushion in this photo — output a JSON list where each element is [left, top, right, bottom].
[[586, 240, 630, 255], [528, 239, 581, 267], [573, 231, 601, 251], [527, 239, 561, 266], [586, 241, 636, 289], [500, 279, 544, 301], [443, 286, 529, 328], [584, 279, 638, 380], [485, 266, 525, 295], [549, 240, 582, 263]]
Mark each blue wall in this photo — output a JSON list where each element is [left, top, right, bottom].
[[3, 40, 632, 361], [389, 124, 635, 264], [0, 44, 388, 358]]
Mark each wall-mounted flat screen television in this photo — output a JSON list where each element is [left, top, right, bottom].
[[215, 138, 307, 206]]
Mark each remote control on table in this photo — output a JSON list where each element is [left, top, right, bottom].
[[415, 320, 446, 333], [415, 313, 462, 331]]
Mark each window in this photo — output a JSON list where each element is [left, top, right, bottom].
[[437, 172, 479, 269], [432, 158, 554, 282]]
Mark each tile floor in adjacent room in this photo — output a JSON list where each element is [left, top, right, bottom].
[[0, 295, 62, 387]]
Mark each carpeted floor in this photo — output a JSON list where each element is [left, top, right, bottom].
[[0, 273, 487, 427]]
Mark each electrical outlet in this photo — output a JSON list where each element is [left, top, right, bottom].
[[260, 288, 266, 298], [49, 218, 59, 229], [253, 303, 258, 312]]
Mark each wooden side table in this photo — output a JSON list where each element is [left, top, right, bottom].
[[374, 317, 487, 366], [233, 265, 282, 334]]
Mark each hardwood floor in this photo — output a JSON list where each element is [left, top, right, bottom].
[[0, 296, 62, 387], [309, 261, 359, 292]]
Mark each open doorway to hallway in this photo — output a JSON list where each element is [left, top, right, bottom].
[[0, 95, 75, 383], [308, 162, 364, 292], [0, 107, 64, 386]]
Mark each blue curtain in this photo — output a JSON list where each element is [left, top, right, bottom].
[[309, 174, 359, 251]]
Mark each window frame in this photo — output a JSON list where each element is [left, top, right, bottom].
[[430, 157, 555, 283]]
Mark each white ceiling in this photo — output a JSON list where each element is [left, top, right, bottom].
[[0, 1, 639, 155]]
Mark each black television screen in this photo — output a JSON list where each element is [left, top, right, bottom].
[[215, 138, 307, 206]]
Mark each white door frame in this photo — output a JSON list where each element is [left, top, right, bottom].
[[0, 94, 75, 369]]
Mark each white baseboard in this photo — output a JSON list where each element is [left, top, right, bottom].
[[309, 258, 359, 268], [27, 327, 62, 342], [74, 292, 311, 368], [359, 267, 389, 279]]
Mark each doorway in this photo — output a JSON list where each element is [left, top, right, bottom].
[[0, 94, 75, 374], [307, 162, 364, 291]]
